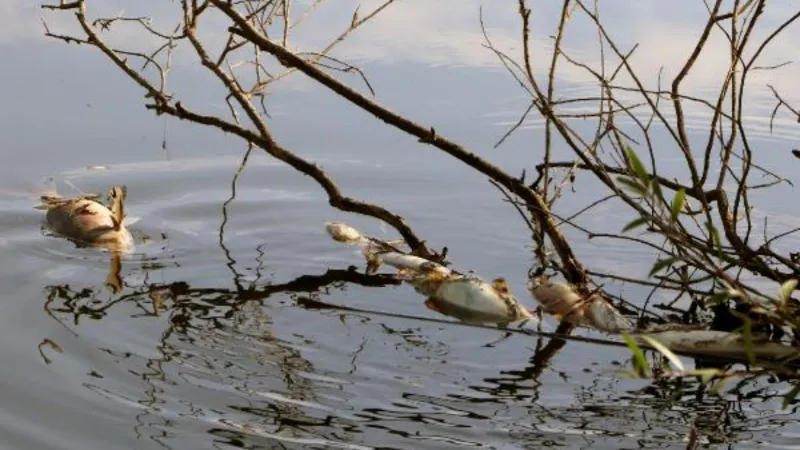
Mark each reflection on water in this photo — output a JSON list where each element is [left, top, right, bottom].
[[0, 157, 794, 449]]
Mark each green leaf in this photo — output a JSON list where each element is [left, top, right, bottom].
[[639, 335, 684, 372], [705, 221, 723, 258], [625, 146, 649, 183], [708, 376, 729, 394], [648, 257, 678, 278], [783, 382, 800, 409], [670, 188, 686, 223], [691, 368, 721, 383], [623, 333, 650, 378], [734, 312, 756, 367], [616, 176, 648, 196], [622, 217, 649, 233], [711, 227, 722, 251], [651, 180, 666, 208], [779, 279, 798, 306], [705, 291, 731, 306]]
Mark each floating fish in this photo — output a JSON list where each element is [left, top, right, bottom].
[[638, 329, 798, 361], [38, 185, 134, 252], [325, 222, 539, 326], [528, 275, 633, 332]]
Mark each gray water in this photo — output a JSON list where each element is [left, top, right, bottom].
[[2, 1, 800, 449]]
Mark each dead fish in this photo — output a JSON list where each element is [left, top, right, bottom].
[[637, 329, 797, 361], [411, 275, 534, 323], [528, 276, 633, 332], [38, 186, 134, 252], [326, 221, 538, 325]]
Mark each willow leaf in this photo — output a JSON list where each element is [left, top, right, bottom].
[[623, 333, 650, 378], [670, 188, 686, 223], [648, 257, 678, 278], [622, 217, 648, 233], [625, 146, 649, 183]]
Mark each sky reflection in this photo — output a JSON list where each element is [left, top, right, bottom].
[[1, 1, 797, 192], [8, 1, 797, 139]]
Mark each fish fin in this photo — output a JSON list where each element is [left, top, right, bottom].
[[424, 298, 443, 313]]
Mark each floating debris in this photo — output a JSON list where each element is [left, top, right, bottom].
[[38, 338, 64, 365]]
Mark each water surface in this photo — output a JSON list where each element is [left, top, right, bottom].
[[2, 1, 800, 449]]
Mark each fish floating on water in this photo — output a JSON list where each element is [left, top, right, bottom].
[[327, 221, 799, 363], [325, 221, 540, 326], [527, 275, 634, 333], [38, 185, 135, 252]]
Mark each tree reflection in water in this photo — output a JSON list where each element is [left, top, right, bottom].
[[35, 135, 793, 450], [42, 262, 778, 449]]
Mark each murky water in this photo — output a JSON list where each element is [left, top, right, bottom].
[[2, 1, 800, 449]]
